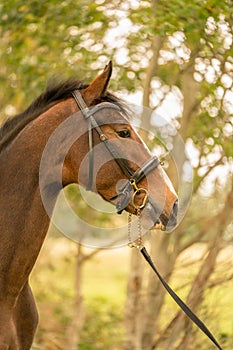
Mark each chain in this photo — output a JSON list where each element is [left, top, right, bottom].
[[128, 209, 143, 250], [127, 213, 132, 244]]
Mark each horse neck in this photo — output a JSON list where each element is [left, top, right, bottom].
[[0, 98, 83, 294], [1, 97, 80, 199]]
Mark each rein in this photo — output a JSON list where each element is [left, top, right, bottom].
[[140, 247, 222, 350], [72, 90, 222, 350], [129, 231, 222, 350]]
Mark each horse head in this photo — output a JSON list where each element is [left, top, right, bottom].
[[64, 62, 178, 231]]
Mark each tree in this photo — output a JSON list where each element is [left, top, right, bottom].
[[121, 1, 233, 349]]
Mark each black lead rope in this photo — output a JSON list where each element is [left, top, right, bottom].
[[140, 246, 222, 350]]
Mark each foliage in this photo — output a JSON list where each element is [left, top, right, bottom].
[[79, 298, 124, 350], [1, 0, 233, 349], [126, 0, 233, 158], [0, 0, 111, 113]]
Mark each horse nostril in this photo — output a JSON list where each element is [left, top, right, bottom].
[[173, 199, 178, 216], [165, 199, 178, 231]]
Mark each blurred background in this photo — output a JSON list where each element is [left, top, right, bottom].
[[0, 1, 233, 349]]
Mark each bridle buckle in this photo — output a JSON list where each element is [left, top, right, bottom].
[[130, 178, 139, 191]]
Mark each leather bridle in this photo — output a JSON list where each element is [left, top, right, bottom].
[[72, 89, 222, 350], [72, 89, 159, 214]]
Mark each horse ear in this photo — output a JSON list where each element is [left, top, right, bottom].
[[83, 61, 112, 105]]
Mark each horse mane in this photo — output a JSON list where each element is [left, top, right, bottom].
[[0, 78, 128, 152]]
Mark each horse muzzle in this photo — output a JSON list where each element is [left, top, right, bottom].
[[140, 198, 178, 232]]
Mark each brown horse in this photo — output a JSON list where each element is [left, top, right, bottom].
[[0, 62, 178, 349]]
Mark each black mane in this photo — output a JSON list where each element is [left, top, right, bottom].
[[0, 78, 127, 152]]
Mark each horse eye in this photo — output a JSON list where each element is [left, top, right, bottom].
[[117, 129, 131, 138]]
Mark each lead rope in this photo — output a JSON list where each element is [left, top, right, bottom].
[[127, 215, 222, 350]]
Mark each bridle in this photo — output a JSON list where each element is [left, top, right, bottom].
[[72, 89, 159, 214], [72, 89, 222, 350]]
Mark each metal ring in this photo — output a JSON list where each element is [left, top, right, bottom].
[[132, 188, 148, 210]]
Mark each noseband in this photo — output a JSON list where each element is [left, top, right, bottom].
[[72, 90, 159, 214]]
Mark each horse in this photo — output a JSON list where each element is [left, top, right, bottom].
[[0, 61, 178, 349]]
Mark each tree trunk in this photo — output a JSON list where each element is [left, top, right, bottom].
[[123, 2, 165, 345], [123, 248, 145, 350], [67, 244, 85, 350], [67, 242, 104, 349], [141, 233, 177, 349], [180, 62, 199, 139]]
